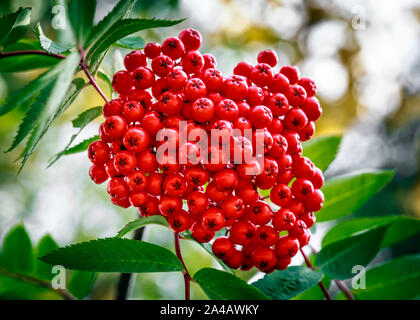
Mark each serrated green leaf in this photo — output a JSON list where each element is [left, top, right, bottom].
[[36, 23, 71, 54], [115, 35, 145, 49], [68, 271, 97, 300], [116, 216, 169, 238], [0, 7, 31, 48], [317, 170, 394, 222], [71, 106, 102, 128], [68, 0, 96, 45], [322, 216, 420, 249], [48, 107, 102, 165], [86, 0, 136, 48], [5, 84, 53, 153], [0, 60, 64, 116], [302, 135, 341, 172], [194, 268, 269, 300], [252, 266, 323, 300], [352, 255, 420, 300], [62, 135, 99, 155], [0, 225, 34, 274], [183, 231, 233, 274], [316, 226, 387, 280], [35, 234, 59, 280], [40, 238, 183, 273], [18, 54, 81, 172], [0, 54, 59, 72], [87, 18, 185, 67]]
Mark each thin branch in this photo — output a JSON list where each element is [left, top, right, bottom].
[[174, 232, 191, 300], [0, 267, 76, 300], [78, 45, 109, 103], [300, 249, 332, 300], [0, 50, 66, 60], [115, 227, 145, 300], [309, 246, 355, 300]]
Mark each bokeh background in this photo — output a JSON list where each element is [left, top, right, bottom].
[[0, 0, 419, 299]]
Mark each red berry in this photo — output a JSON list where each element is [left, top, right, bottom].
[[125, 171, 147, 192], [287, 85, 307, 107], [191, 222, 214, 243], [124, 50, 147, 72], [212, 237, 234, 260], [104, 115, 127, 139], [147, 172, 164, 196], [304, 189, 324, 212], [151, 55, 174, 77], [137, 149, 158, 173], [201, 207, 226, 232], [184, 78, 207, 101], [113, 151, 137, 175], [123, 127, 150, 153], [279, 65, 300, 84], [272, 209, 296, 231], [284, 108, 308, 131], [298, 77, 317, 97], [255, 225, 279, 247], [103, 99, 122, 118], [270, 183, 292, 207], [301, 96, 322, 122], [267, 93, 289, 116], [275, 236, 299, 258], [234, 61, 253, 77], [269, 73, 289, 93], [107, 177, 129, 199], [88, 141, 110, 164], [289, 220, 307, 238], [89, 164, 108, 184], [158, 195, 182, 217], [292, 178, 314, 200], [163, 173, 187, 197], [162, 37, 185, 60], [257, 50, 278, 67], [310, 168, 324, 189], [247, 200, 272, 225], [169, 210, 192, 233], [187, 191, 209, 214], [250, 63, 273, 87], [132, 67, 155, 90], [191, 97, 215, 122], [251, 246, 277, 272], [141, 111, 164, 136], [139, 196, 159, 216], [181, 51, 204, 74], [122, 101, 144, 123], [225, 249, 244, 269], [249, 105, 273, 129], [223, 75, 248, 101], [179, 28, 202, 51], [112, 70, 132, 95], [144, 42, 161, 59], [292, 156, 315, 179], [166, 69, 188, 90], [221, 196, 245, 219], [128, 191, 147, 207]]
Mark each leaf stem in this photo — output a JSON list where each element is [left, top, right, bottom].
[[174, 232, 191, 300], [78, 46, 110, 103], [0, 266, 76, 300], [300, 249, 332, 300], [0, 50, 66, 60]]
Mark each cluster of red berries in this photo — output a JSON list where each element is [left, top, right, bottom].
[[87, 28, 324, 273]]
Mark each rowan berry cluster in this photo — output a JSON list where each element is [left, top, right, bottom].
[[87, 28, 324, 273]]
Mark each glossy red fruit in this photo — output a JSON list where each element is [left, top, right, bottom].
[[124, 50, 147, 72], [289, 220, 307, 238], [275, 236, 300, 258], [251, 246, 277, 272], [212, 237, 234, 260], [144, 42, 161, 59], [123, 127, 150, 153], [201, 207, 226, 232], [89, 164, 108, 184], [104, 115, 128, 139], [112, 70, 132, 95], [255, 225, 279, 247], [132, 67, 155, 90], [107, 177, 129, 199], [113, 151, 137, 175], [272, 209, 296, 231], [191, 222, 215, 243], [125, 171, 147, 192], [187, 191, 209, 214], [139, 196, 159, 216], [221, 196, 245, 219], [225, 249, 244, 269], [88, 141, 110, 164], [169, 210, 192, 233], [247, 201, 272, 225], [179, 28, 202, 51], [162, 173, 187, 197], [158, 195, 183, 217], [279, 65, 300, 84], [270, 183, 292, 207], [162, 37, 185, 60], [257, 50, 278, 67]]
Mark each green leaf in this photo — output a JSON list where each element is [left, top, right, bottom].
[[36, 23, 71, 54], [116, 215, 169, 238], [98, 69, 112, 93], [115, 35, 145, 49], [5, 84, 53, 153], [68, 271, 97, 300], [302, 135, 341, 172], [194, 268, 270, 300], [68, 0, 96, 45], [71, 106, 102, 128], [352, 255, 420, 300], [183, 231, 233, 274], [0, 225, 34, 274], [62, 135, 99, 155], [0, 60, 64, 116], [252, 266, 323, 300], [86, 0, 136, 48], [315, 226, 387, 280], [87, 18, 185, 66], [322, 215, 420, 249], [39, 238, 183, 273], [0, 54, 59, 72], [317, 170, 394, 222], [0, 7, 31, 48], [18, 54, 81, 172], [35, 234, 59, 280], [294, 274, 332, 300]]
